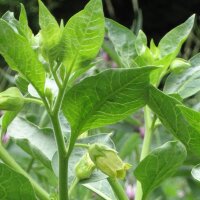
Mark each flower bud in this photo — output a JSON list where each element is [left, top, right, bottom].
[[75, 153, 95, 180], [170, 58, 191, 73], [88, 144, 131, 179], [0, 87, 24, 111]]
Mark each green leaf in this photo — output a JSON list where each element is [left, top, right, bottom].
[[7, 117, 56, 168], [158, 15, 195, 58], [38, 0, 61, 61], [82, 180, 116, 200], [147, 85, 200, 156], [106, 18, 137, 67], [0, 19, 46, 95], [134, 141, 187, 199], [62, 67, 155, 139], [135, 30, 147, 56], [164, 53, 200, 98], [191, 164, 200, 182], [0, 163, 36, 200], [0, 111, 19, 135], [19, 4, 32, 39], [61, 0, 104, 72]]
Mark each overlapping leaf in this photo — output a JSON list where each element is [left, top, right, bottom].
[[106, 18, 137, 67], [62, 67, 155, 139], [0, 19, 45, 95], [147, 85, 200, 156], [7, 117, 56, 168], [0, 163, 36, 200], [164, 53, 200, 98], [134, 141, 187, 199]]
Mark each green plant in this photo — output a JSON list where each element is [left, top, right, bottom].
[[0, 1, 200, 200]]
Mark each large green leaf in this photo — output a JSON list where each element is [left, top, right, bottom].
[[7, 117, 56, 168], [106, 18, 137, 67], [147, 85, 200, 156], [134, 141, 187, 199], [62, 67, 155, 139], [38, 0, 61, 61], [61, 0, 104, 72], [158, 15, 195, 58], [0, 163, 36, 200], [164, 53, 200, 98], [0, 19, 45, 95]]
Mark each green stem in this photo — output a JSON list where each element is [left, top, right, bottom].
[[68, 178, 79, 197], [135, 106, 155, 200], [107, 177, 129, 200], [49, 113, 68, 200], [0, 145, 49, 200]]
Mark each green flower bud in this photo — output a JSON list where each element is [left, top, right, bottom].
[[75, 153, 95, 180], [0, 87, 24, 111], [88, 144, 131, 179], [170, 58, 191, 73]]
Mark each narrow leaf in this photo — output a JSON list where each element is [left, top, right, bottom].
[[61, 0, 104, 71], [19, 4, 32, 39], [158, 15, 195, 58], [0, 19, 46, 95], [38, 0, 61, 61], [134, 141, 187, 199]]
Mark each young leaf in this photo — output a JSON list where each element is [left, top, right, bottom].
[[158, 15, 195, 58], [38, 0, 61, 61], [164, 53, 200, 98], [0, 163, 36, 199], [147, 85, 200, 156], [7, 117, 57, 168], [0, 19, 46, 95], [19, 4, 32, 39], [62, 67, 155, 139], [106, 18, 137, 67], [61, 0, 104, 72], [134, 141, 187, 199]]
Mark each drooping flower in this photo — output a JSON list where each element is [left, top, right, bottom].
[[88, 143, 131, 179]]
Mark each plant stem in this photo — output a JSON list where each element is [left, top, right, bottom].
[[50, 113, 68, 200], [69, 178, 79, 197], [107, 177, 129, 200], [0, 145, 49, 200], [135, 106, 154, 200]]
